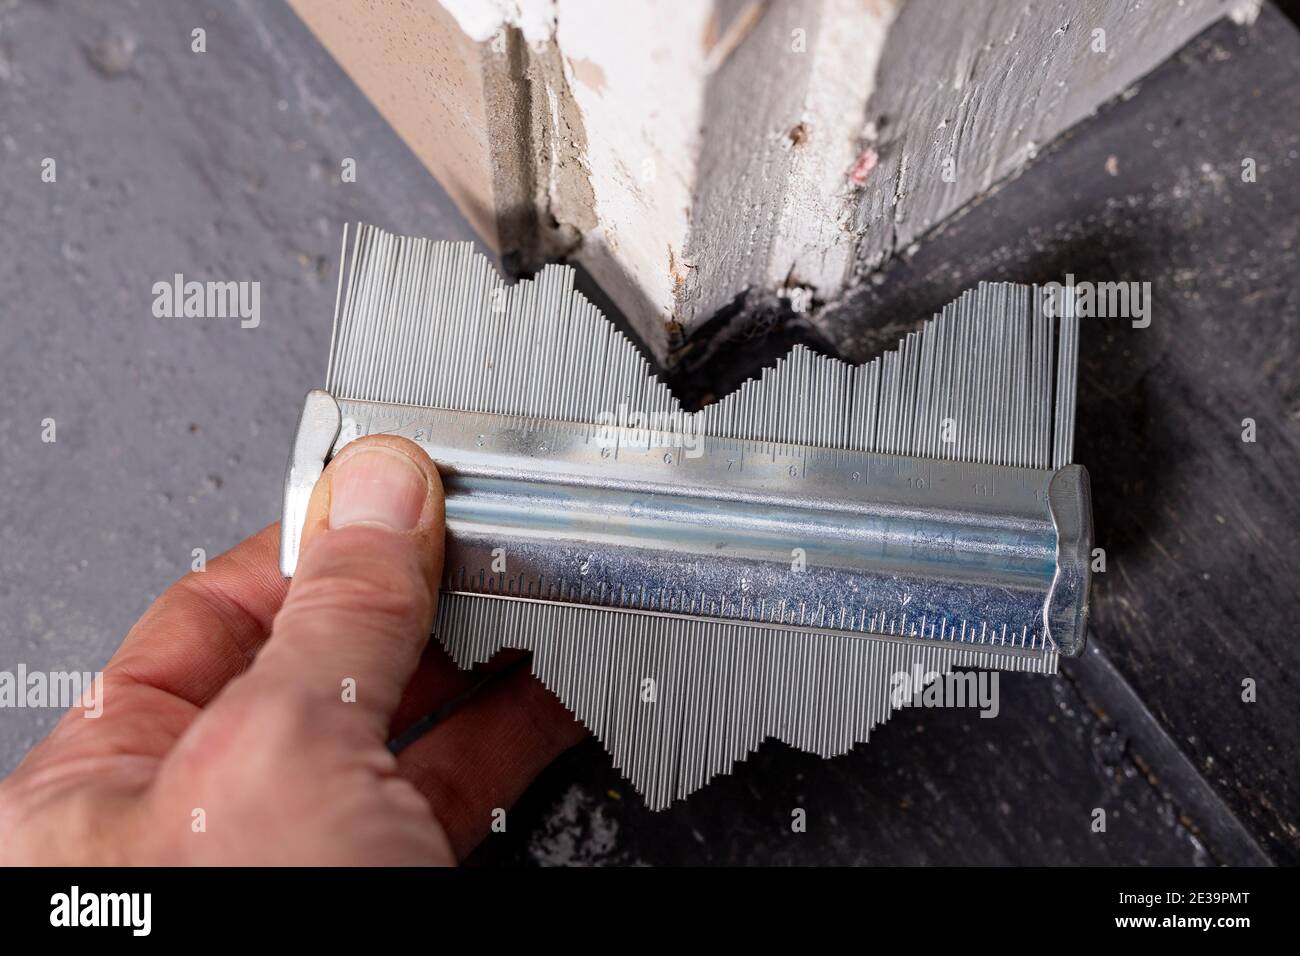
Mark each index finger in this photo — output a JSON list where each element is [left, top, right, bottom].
[[106, 523, 289, 707]]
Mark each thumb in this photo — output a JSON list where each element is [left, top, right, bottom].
[[242, 435, 445, 743]]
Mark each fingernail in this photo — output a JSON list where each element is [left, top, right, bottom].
[[329, 447, 428, 531]]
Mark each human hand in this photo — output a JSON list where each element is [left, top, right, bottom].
[[0, 436, 584, 865]]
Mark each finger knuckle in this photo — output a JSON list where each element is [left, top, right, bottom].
[[280, 553, 433, 637]]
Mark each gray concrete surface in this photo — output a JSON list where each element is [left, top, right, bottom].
[[0, 0, 481, 768]]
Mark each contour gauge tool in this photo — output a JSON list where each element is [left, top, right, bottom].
[[281, 223, 1093, 809]]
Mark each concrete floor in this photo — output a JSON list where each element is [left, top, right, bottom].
[[0, 0, 479, 767]]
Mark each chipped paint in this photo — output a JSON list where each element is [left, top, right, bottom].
[[849, 147, 879, 186], [296, 0, 1242, 366], [566, 55, 607, 95]]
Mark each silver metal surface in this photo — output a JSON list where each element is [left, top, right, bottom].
[[279, 389, 341, 576], [277, 223, 1094, 807], [312, 398, 1087, 657]]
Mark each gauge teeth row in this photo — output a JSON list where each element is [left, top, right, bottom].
[[326, 223, 1078, 468]]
